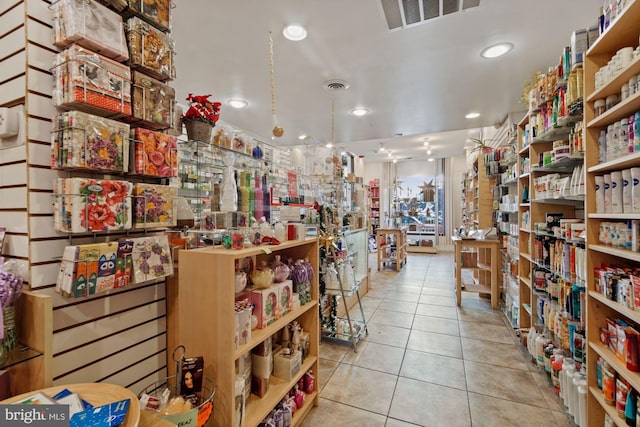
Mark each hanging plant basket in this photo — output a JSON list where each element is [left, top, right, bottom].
[[184, 119, 214, 143]]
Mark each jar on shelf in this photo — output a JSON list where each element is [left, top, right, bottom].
[[271, 255, 290, 283]]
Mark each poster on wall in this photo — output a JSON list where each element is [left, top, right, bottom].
[[287, 171, 298, 198]]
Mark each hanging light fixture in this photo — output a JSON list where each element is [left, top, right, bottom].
[[326, 99, 335, 148], [269, 31, 283, 137]]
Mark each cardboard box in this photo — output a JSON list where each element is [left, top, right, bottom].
[[570, 28, 588, 69], [278, 280, 293, 315], [249, 287, 280, 328], [273, 348, 302, 381]]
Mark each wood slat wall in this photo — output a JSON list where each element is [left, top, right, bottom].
[[0, 0, 169, 394]]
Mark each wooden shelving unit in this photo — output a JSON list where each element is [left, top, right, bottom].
[[585, 3, 640, 424], [376, 227, 407, 271], [368, 183, 380, 236], [453, 237, 501, 309], [176, 238, 319, 427]]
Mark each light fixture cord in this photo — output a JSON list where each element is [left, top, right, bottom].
[[269, 31, 276, 117], [331, 100, 335, 143]]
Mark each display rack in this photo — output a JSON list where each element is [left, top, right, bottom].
[[584, 2, 640, 424], [368, 182, 380, 236], [176, 238, 319, 427], [453, 237, 501, 310], [376, 227, 407, 271]]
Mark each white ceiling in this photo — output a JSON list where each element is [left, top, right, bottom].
[[172, 0, 601, 163]]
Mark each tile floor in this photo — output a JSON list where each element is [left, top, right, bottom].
[[301, 252, 572, 427]]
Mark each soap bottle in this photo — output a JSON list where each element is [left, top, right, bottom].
[[254, 172, 264, 220], [262, 174, 271, 222]]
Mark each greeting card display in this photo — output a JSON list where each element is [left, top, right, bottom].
[[99, 0, 171, 32], [133, 183, 177, 228], [52, 45, 132, 116], [131, 235, 173, 283], [52, 111, 130, 172], [126, 17, 175, 81], [54, 178, 133, 233], [131, 71, 175, 129], [133, 127, 178, 177], [52, 0, 129, 61]]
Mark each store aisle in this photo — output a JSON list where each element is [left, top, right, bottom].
[[301, 253, 572, 427]]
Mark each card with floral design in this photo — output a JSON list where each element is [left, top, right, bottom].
[[67, 178, 133, 232], [131, 235, 173, 283], [132, 128, 178, 177], [132, 183, 177, 228]]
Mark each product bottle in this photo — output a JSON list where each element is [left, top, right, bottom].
[[263, 174, 271, 222], [239, 172, 250, 212], [254, 172, 264, 220], [634, 112, 640, 152], [599, 130, 607, 162], [629, 115, 635, 153], [246, 172, 254, 218]]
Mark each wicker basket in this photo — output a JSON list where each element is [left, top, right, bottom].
[[184, 120, 213, 143]]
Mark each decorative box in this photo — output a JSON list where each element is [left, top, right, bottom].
[[99, 0, 171, 32], [250, 353, 273, 379], [273, 348, 302, 381], [277, 280, 293, 315], [53, 0, 128, 61], [132, 128, 178, 177], [131, 71, 175, 129], [52, 111, 130, 172], [249, 287, 279, 329], [53, 45, 132, 117], [126, 17, 175, 81], [54, 178, 133, 233], [132, 183, 177, 228]]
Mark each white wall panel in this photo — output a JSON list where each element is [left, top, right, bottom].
[[100, 351, 166, 390], [0, 75, 26, 105], [29, 215, 63, 239], [53, 321, 167, 377], [28, 141, 50, 167], [0, 143, 27, 164], [53, 337, 166, 384], [1, 211, 28, 233], [53, 301, 166, 354], [0, 1, 22, 15], [28, 116, 52, 143], [25, 0, 51, 25], [0, 51, 26, 83], [0, 186, 27, 209], [28, 166, 56, 190], [0, 27, 25, 60], [0, 3, 24, 34], [0, 162, 27, 186], [3, 234, 28, 257], [29, 236, 94, 264], [126, 368, 167, 395], [54, 284, 166, 330], [27, 68, 52, 96], [29, 191, 53, 214], [27, 92, 54, 120], [29, 262, 60, 288], [25, 17, 53, 47], [26, 43, 55, 73]]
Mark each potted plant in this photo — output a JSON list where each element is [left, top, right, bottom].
[[467, 137, 494, 154], [181, 94, 221, 142]]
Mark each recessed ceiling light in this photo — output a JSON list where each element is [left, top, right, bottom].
[[340, 149, 346, 155], [427, 149, 432, 155], [392, 159, 397, 163], [298, 134, 307, 140], [428, 157, 434, 162], [351, 108, 369, 116], [387, 152, 392, 157], [326, 142, 333, 148], [227, 98, 248, 109], [283, 25, 307, 41], [423, 141, 430, 146], [465, 112, 480, 119], [481, 42, 513, 59]]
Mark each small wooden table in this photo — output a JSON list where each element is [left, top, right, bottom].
[[377, 227, 407, 271], [2, 383, 140, 426], [453, 237, 500, 309]]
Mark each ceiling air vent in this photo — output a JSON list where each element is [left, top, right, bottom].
[[323, 79, 349, 91], [381, 0, 480, 30]]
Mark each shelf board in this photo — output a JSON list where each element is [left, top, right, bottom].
[[191, 237, 318, 260], [519, 145, 530, 155], [529, 195, 585, 205], [589, 290, 640, 325], [590, 340, 640, 393], [520, 253, 533, 263], [519, 203, 530, 207], [589, 386, 626, 427], [519, 172, 530, 179], [522, 303, 532, 315], [588, 213, 640, 219], [245, 356, 317, 427], [520, 228, 532, 233], [587, 88, 640, 128], [590, 244, 640, 263], [587, 151, 640, 173], [234, 301, 318, 359], [530, 125, 574, 144], [462, 282, 491, 295], [530, 154, 584, 173], [587, 1, 640, 56], [291, 390, 318, 427], [0, 345, 42, 370]]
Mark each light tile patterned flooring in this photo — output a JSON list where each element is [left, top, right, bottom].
[[301, 252, 572, 427]]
